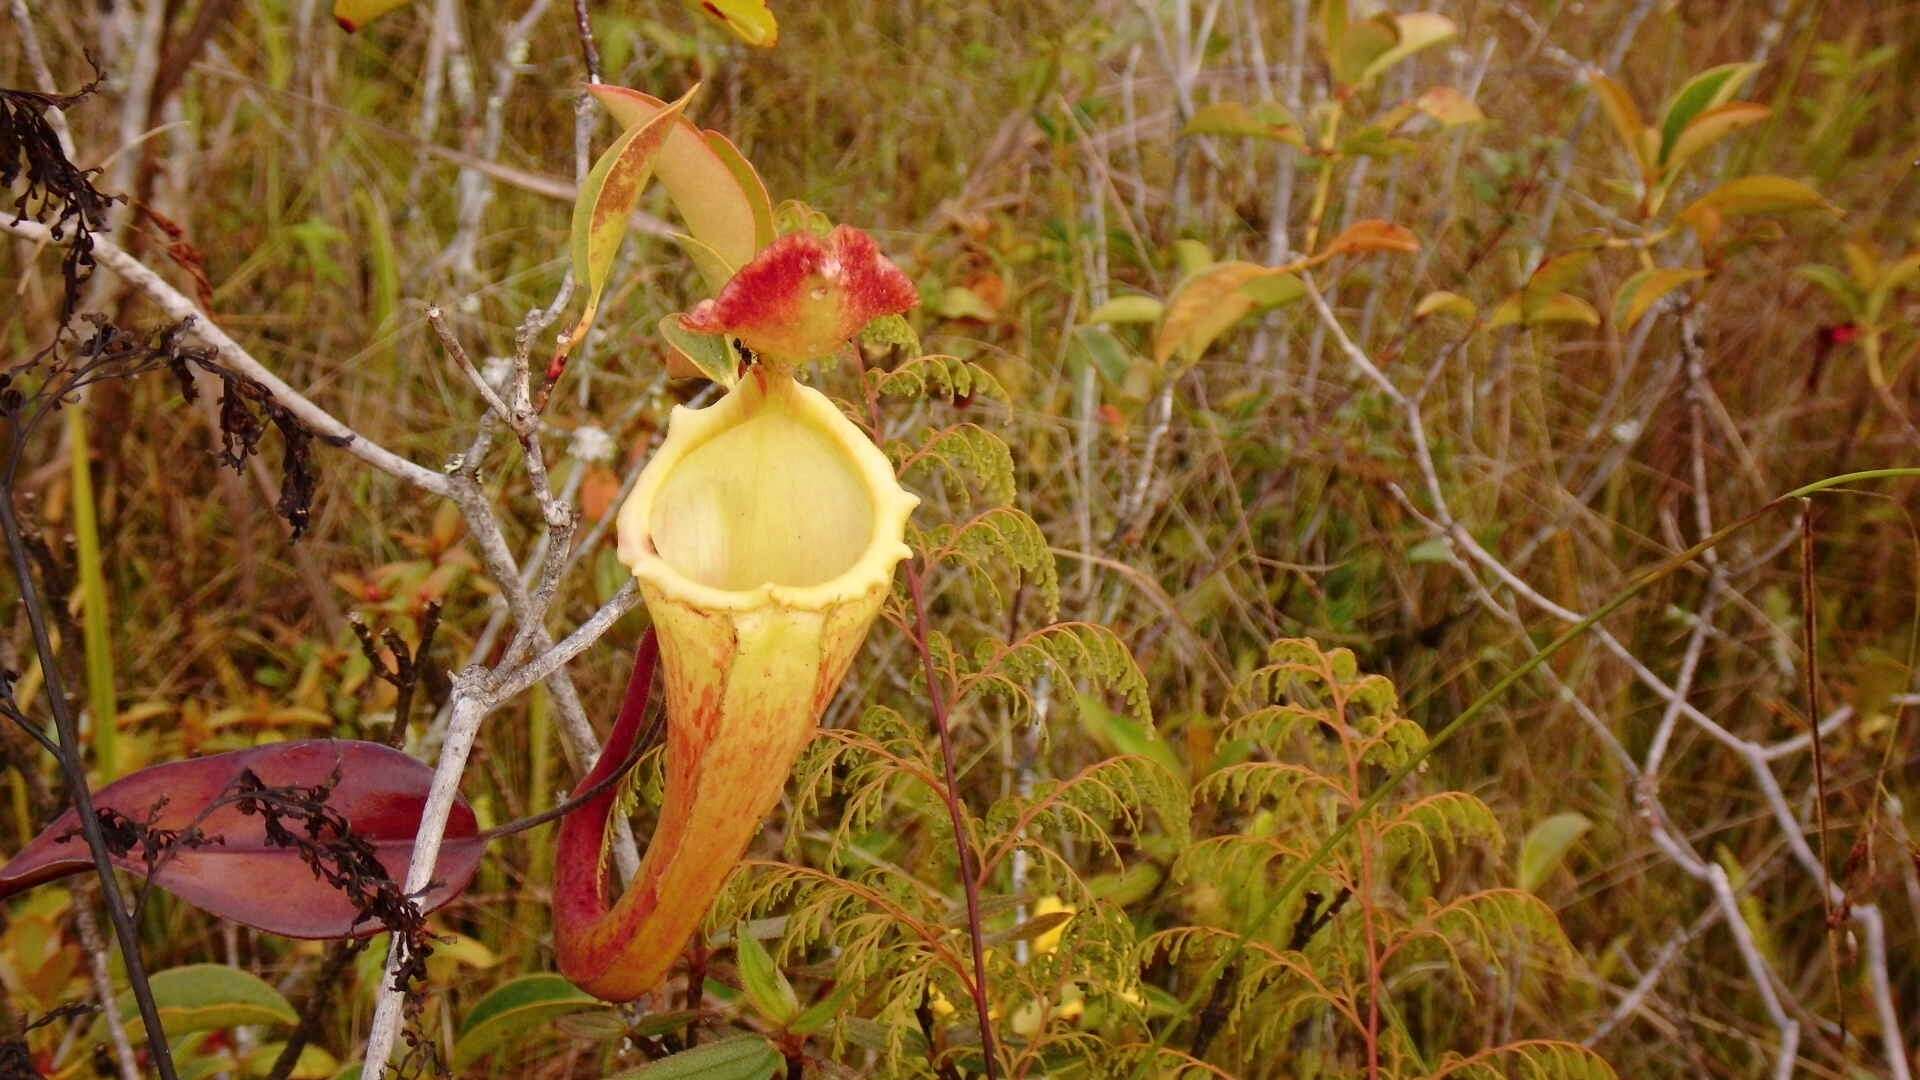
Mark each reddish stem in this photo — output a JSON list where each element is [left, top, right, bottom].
[[907, 564, 1000, 1077], [853, 345, 998, 1076]]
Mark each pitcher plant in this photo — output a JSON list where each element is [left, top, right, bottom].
[[554, 221, 921, 1000]]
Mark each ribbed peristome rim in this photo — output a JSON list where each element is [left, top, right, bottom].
[[615, 372, 918, 613]]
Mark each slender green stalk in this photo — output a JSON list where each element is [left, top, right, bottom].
[[1135, 466, 1920, 1075], [67, 402, 117, 779]]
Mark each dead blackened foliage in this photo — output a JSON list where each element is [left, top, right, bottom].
[[64, 765, 442, 995], [396, 1021, 452, 1080], [65, 798, 225, 905], [168, 336, 348, 538], [4, 69, 343, 538], [0, 315, 346, 538], [0, 1003, 94, 1079], [226, 767, 438, 991], [1, 69, 116, 320]]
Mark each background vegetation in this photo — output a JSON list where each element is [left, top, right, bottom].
[[1, 0, 1917, 1077]]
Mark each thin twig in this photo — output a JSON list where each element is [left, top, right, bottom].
[[853, 347, 999, 1076], [570, 0, 602, 83], [906, 566, 1000, 1077], [1, 218, 453, 496], [263, 941, 367, 1080], [1300, 281, 1914, 1079], [1799, 504, 1847, 1046], [0, 494, 178, 1080], [72, 895, 141, 1080]]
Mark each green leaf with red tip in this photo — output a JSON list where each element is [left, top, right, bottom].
[[1182, 101, 1304, 146], [1415, 290, 1476, 321], [103, 964, 297, 1045], [589, 85, 772, 280], [673, 232, 744, 294], [1656, 62, 1760, 168], [1328, 13, 1401, 90], [0, 740, 483, 938], [1154, 263, 1304, 366], [1518, 812, 1592, 893], [1359, 13, 1455, 89], [1487, 292, 1600, 329], [557, 87, 696, 366], [1678, 175, 1835, 222], [331, 0, 415, 32], [685, 0, 778, 47], [1416, 86, 1484, 126], [659, 313, 739, 387], [1612, 267, 1706, 327], [1519, 250, 1596, 322], [705, 130, 777, 252], [1087, 295, 1167, 325], [1663, 101, 1769, 177], [1319, 219, 1421, 257], [1590, 74, 1650, 175]]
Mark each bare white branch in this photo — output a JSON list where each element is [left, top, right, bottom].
[[2, 218, 456, 496], [1307, 268, 1912, 1080]]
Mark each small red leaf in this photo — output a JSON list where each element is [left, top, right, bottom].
[[0, 740, 482, 938]]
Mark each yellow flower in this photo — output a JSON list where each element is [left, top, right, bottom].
[[1030, 894, 1076, 956]]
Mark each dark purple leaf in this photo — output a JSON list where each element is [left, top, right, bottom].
[[0, 740, 482, 938]]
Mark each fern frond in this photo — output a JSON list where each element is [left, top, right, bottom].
[[1242, 639, 1426, 769], [1169, 834, 1327, 894], [869, 353, 1008, 405], [1379, 791, 1505, 876], [718, 860, 968, 1007], [1389, 888, 1576, 990], [786, 718, 951, 867], [1141, 926, 1328, 997], [914, 506, 1060, 621], [1220, 703, 1331, 750], [1142, 925, 1357, 1054], [1246, 639, 1359, 700], [1427, 1040, 1619, 1080], [980, 754, 1189, 879], [1353, 709, 1428, 769], [892, 422, 1017, 508], [1108, 1044, 1239, 1079], [860, 312, 921, 356], [1193, 760, 1346, 814], [595, 744, 665, 886], [958, 622, 1149, 730]]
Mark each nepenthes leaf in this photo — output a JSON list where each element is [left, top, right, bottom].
[[0, 739, 483, 938]]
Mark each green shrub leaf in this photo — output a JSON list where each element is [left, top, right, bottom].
[[610, 1034, 782, 1079], [1656, 62, 1760, 167], [735, 928, 801, 1024], [453, 974, 607, 1068], [1518, 812, 1593, 893], [107, 964, 296, 1044], [1612, 267, 1706, 327]]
